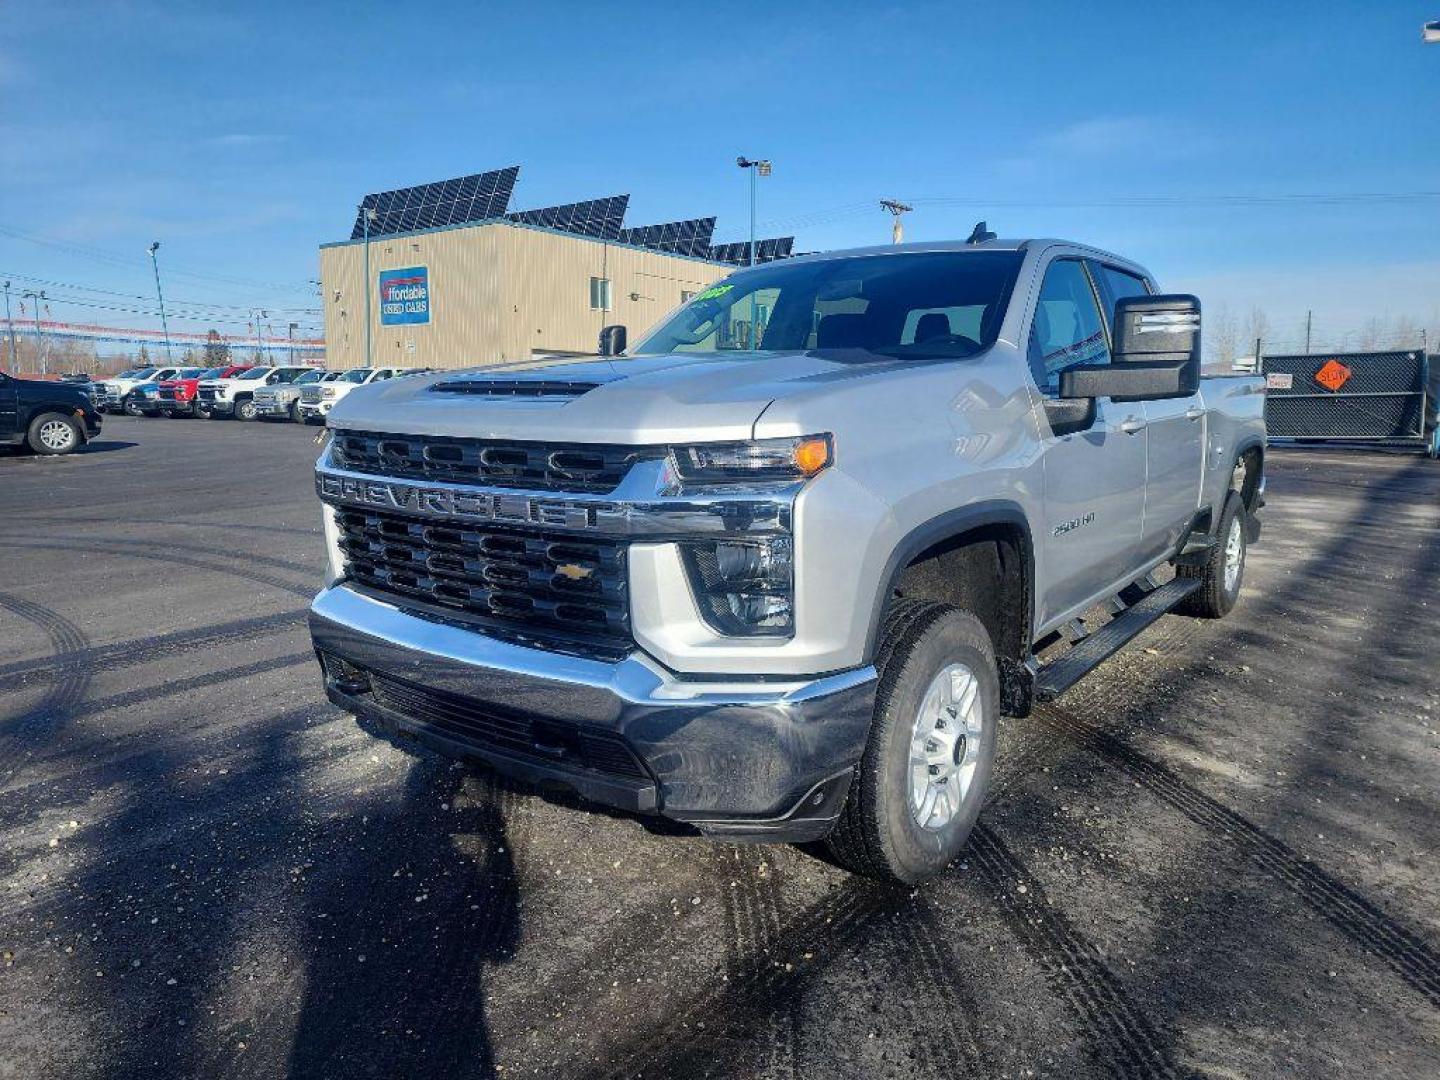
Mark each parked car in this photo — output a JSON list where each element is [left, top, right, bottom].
[[133, 367, 207, 416], [95, 367, 184, 414], [307, 235, 1267, 885], [1, 369, 103, 455], [156, 365, 254, 417], [297, 367, 415, 424], [196, 365, 313, 421], [254, 369, 340, 422]]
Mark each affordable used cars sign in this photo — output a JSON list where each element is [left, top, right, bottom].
[[379, 266, 430, 326]]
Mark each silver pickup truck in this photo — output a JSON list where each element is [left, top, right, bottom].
[[307, 236, 1265, 884]]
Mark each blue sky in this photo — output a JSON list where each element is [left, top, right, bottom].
[[1, 0, 1437, 352]]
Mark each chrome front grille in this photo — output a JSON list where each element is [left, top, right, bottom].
[[330, 429, 657, 493], [336, 505, 630, 655]]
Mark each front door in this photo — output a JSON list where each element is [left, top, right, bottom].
[[1091, 261, 1204, 559], [1029, 258, 1147, 626]]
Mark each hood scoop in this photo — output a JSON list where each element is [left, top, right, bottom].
[[429, 378, 602, 400]]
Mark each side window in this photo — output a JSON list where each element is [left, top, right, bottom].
[[373, 369, 393, 381], [1027, 259, 1110, 394], [1096, 265, 1151, 333]]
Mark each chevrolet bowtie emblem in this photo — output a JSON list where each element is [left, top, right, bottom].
[[556, 563, 593, 581]]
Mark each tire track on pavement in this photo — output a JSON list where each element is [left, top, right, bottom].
[[0, 610, 307, 691], [967, 824, 1189, 1079], [1039, 711, 1440, 1010], [0, 593, 92, 769]]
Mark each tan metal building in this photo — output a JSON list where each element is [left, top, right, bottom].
[[318, 217, 733, 370]]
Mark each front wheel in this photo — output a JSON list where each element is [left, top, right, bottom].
[[122, 396, 144, 417], [824, 600, 999, 885], [1176, 490, 1246, 619], [289, 400, 302, 423], [234, 398, 257, 422], [27, 412, 82, 455]]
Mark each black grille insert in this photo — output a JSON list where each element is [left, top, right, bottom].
[[429, 379, 600, 398], [330, 429, 657, 492], [364, 667, 649, 780], [336, 506, 630, 653]]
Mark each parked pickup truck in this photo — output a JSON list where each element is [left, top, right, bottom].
[[254, 369, 340, 422], [307, 236, 1266, 884], [197, 365, 313, 421], [1, 369, 103, 454], [156, 364, 254, 417], [95, 366, 185, 414], [297, 367, 414, 424]]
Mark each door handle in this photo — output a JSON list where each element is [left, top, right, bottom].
[[1120, 417, 1147, 435], [1184, 406, 1204, 421]]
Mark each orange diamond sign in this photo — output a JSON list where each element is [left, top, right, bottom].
[[1314, 359, 1352, 392]]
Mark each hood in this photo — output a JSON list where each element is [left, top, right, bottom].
[[327, 350, 925, 444]]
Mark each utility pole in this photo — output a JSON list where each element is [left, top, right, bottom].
[[880, 200, 913, 244], [361, 205, 378, 367], [22, 290, 46, 375], [1304, 310, 1313, 354], [250, 309, 268, 363], [736, 157, 771, 348], [2, 281, 16, 370], [147, 241, 173, 363], [288, 321, 298, 365]]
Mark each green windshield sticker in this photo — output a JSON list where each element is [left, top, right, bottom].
[[693, 284, 734, 302]]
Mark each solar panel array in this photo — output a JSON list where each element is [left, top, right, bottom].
[[351, 166, 520, 240], [506, 195, 630, 240], [616, 218, 717, 258], [707, 237, 795, 265]]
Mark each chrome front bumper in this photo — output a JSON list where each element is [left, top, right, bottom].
[[309, 584, 875, 840]]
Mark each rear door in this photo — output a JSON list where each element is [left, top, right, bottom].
[[1093, 262, 1205, 557], [1030, 257, 1148, 625], [0, 374, 17, 439]]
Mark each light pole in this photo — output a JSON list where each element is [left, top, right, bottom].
[[736, 157, 771, 348], [147, 241, 173, 363], [361, 205, 377, 367], [3, 281, 17, 369], [21, 290, 45, 375]]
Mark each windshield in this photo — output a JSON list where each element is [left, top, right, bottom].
[[294, 370, 325, 385], [236, 368, 270, 381], [635, 251, 1024, 360], [338, 369, 372, 383], [132, 368, 158, 378]]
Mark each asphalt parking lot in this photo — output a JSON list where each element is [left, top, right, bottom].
[[2, 416, 1438, 1079]]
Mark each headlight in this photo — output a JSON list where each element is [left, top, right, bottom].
[[669, 435, 832, 484], [681, 537, 794, 637]]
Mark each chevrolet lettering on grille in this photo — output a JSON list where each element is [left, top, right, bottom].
[[317, 473, 602, 530]]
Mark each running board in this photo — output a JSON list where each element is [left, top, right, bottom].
[[1030, 577, 1202, 703]]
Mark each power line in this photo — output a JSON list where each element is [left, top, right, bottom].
[[0, 222, 317, 295], [0, 269, 321, 315]]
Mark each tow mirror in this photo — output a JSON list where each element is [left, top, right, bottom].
[[598, 325, 627, 357], [1059, 295, 1201, 403]]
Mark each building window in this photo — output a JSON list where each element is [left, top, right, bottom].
[[589, 277, 612, 311], [680, 290, 696, 304]]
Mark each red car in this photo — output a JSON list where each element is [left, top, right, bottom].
[[156, 365, 254, 417]]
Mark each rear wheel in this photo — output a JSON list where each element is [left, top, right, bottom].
[[27, 412, 82, 455], [1176, 490, 1246, 618], [824, 600, 999, 885]]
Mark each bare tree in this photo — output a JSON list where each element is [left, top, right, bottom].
[[1207, 303, 1239, 365], [1241, 306, 1271, 357]]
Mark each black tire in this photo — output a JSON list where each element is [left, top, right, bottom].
[[289, 400, 302, 423], [1176, 490, 1246, 618], [204, 406, 224, 420], [26, 412, 83, 456], [234, 398, 257, 422], [122, 396, 144, 417], [824, 600, 1000, 885]]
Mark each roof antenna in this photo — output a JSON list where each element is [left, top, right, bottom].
[[966, 220, 997, 245]]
